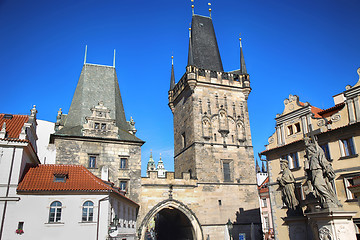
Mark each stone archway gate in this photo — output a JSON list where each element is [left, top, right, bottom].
[[137, 199, 203, 240]]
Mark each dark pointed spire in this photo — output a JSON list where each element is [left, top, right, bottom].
[[256, 160, 260, 173], [187, 27, 194, 67], [261, 161, 266, 173], [240, 37, 247, 74], [170, 56, 175, 90], [188, 15, 223, 71]]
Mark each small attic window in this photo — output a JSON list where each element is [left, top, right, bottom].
[[54, 174, 67, 182], [3, 114, 13, 119]]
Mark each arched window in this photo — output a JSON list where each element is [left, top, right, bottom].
[[49, 201, 62, 223], [82, 201, 94, 222]]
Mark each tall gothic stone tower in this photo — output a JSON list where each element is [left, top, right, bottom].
[[51, 62, 144, 202], [168, 15, 254, 183]]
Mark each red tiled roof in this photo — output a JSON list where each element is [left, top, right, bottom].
[[299, 102, 323, 118], [17, 165, 138, 206], [0, 114, 28, 139], [318, 103, 345, 118]]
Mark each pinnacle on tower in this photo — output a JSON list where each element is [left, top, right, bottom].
[[239, 37, 247, 74], [256, 160, 260, 173], [170, 56, 175, 90], [187, 27, 194, 67]]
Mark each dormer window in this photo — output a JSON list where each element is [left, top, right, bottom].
[[54, 174, 67, 182]]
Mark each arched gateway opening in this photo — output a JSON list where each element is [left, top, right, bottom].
[[139, 199, 203, 240]]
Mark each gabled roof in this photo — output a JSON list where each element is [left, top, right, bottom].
[[17, 164, 138, 206], [189, 15, 223, 72], [0, 114, 28, 139]]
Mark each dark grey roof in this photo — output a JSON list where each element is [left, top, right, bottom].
[[187, 35, 194, 66], [55, 63, 143, 143], [189, 15, 223, 72]]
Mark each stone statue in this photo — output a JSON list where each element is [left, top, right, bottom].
[[304, 137, 341, 208], [277, 159, 300, 211]]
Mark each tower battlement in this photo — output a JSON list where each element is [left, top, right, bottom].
[[142, 171, 196, 186], [169, 66, 251, 112]]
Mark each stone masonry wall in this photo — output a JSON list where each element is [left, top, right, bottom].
[[54, 137, 142, 202]]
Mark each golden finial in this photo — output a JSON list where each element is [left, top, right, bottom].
[[191, 0, 194, 15], [171, 55, 174, 65], [239, 33, 242, 48], [208, 3, 212, 18]]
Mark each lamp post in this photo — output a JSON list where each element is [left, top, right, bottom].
[[226, 219, 233, 240]]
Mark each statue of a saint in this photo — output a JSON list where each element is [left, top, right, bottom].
[[304, 137, 341, 208], [277, 159, 299, 211]]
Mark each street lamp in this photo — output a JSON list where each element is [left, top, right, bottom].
[[226, 219, 233, 240]]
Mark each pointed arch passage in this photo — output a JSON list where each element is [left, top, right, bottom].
[[138, 199, 203, 240]]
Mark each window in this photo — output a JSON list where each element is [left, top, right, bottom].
[[294, 123, 301, 133], [53, 174, 67, 182], [94, 122, 100, 129], [344, 177, 356, 200], [120, 181, 127, 192], [289, 152, 299, 169], [263, 216, 269, 230], [101, 123, 106, 130], [223, 162, 231, 182], [287, 125, 293, 135], [214, 133, 217, 142], [17, 222, 24, 233], [120, 158, 127, 169], [181, 132, 186, 148], [340, 138, 356, 157], [320, 143, 331, 160], [49, 201, 62, 223], [89, 155, 97, 168], [261, 198, 267, 208], [82, 201, 94, 222]]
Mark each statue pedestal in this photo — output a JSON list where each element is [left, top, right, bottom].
[[283, 215, 313, 240], [305, 210, 357, 240]]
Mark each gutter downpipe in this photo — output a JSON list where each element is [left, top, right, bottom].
[[0, 147, 16, 240], [96, 195, 109, 240]]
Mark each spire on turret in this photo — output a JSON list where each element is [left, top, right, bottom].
[[261, 161, 266, 173], [239, 36, 247, 74], [187, 27, 194, 67], [256, 160, 260, 173], [147, 150, 156, 176], [170, 56, 175, 90]]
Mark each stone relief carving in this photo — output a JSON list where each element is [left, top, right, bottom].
[[331, 114, 341, 122], [268, 137, 274, 144], [304, 137, 342, 208], [318, 226, 332, 240], [317, 119, 325, 127]]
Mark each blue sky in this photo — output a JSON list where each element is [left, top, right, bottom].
[[1, 0, 360, 176]]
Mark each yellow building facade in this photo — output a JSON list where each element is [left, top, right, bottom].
[[261, 68, 360, 239]]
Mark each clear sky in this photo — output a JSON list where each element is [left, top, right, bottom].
[[1, 0, 360, 176]]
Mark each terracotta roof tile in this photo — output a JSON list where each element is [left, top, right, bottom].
[[17, 165, 138, 206], [0, 114, 28, 139], [298, 102, 323, 118], [318, 103, 345, 118]]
